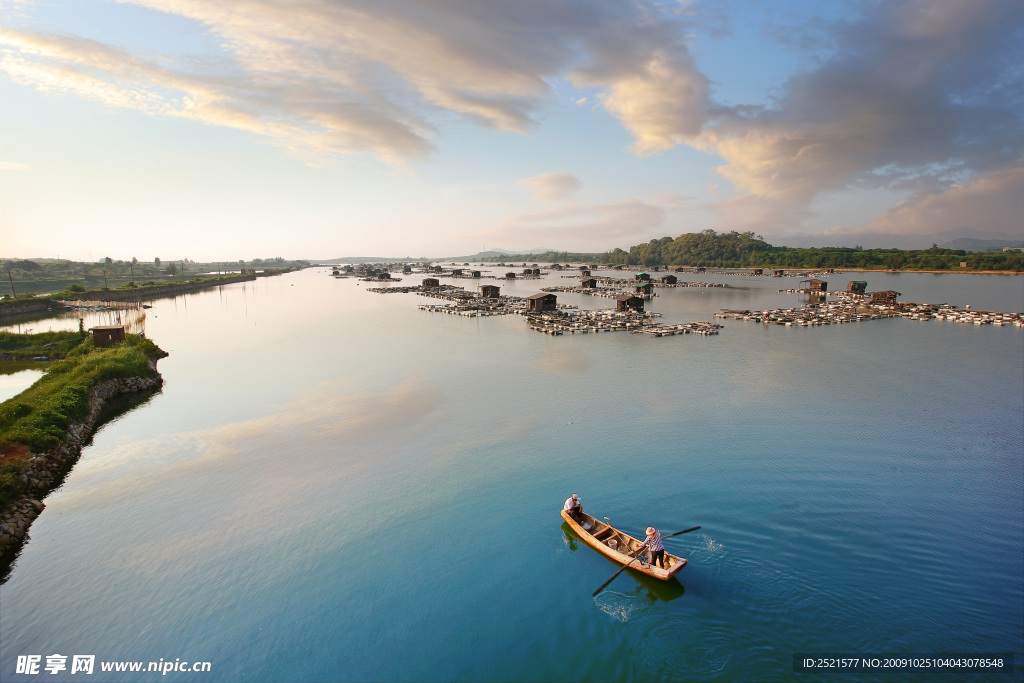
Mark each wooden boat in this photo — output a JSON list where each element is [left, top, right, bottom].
[[561, 509, 687, 580]]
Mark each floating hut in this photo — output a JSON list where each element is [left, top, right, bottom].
[[753, 269, 763, 275], [480, 285, 501, 298], [635, 282, 653, 295], [422, 278, 440, 288], [801, 279, 828, 292], [580, 269, 592, 277], [635, 272, 651, 281], [526, 293, 558, 312], [615, 295, 645, 312], [773, 270, 785, 277], [91, 325, 125, 347], [871, 290, 901, 304], [581, 278, 598, 288], [661, 274, 678, 285], [847, 281, 868, 295], [506, 272, 517, 279]]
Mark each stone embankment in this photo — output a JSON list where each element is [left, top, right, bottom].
[[0, 371, 163, 560]]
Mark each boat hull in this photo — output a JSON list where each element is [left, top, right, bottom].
[[561, 509, 687, 580]]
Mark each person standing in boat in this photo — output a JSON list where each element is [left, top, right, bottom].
[[636, 527, 666, 569], [564, 494, 583, 522]]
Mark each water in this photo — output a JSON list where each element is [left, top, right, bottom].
[[0, 368, 45, 403], [1, 268, 1021, 682]]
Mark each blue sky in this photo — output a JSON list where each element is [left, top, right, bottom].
[[1, 0, 1021, 260]]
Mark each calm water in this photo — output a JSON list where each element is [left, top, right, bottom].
[[1, 268, 1021, 682]]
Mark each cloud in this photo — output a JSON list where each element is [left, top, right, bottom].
[[701, 0, 1024, 232], [583, 50, 710, 155], [0, 160, 28, 170], [476, 199, 667, 248], [518, 172, 581, 201], [0, 0, 712, 164], [867, 164, 1024, 236]]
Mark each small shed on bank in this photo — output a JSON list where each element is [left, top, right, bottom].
[[422, 278, 440, 288], [581, 278, 598, 288], [661, 274, 678, 285], [91, 325, 125, 347], [526, 293, 558, 312], [801, 279, 828, 292], [847, 281, 868, 295], [479, 285, 501, 298], [614, 295, 645, 312], [871, 290, 901, 304]]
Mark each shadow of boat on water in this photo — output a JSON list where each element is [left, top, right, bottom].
[[560, 522, 686, 603]]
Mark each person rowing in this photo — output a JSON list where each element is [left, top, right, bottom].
[[635, 527, 666, 569]]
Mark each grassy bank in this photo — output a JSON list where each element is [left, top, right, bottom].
[[0, 334, 167, 507], [0, 329, 87, 360]]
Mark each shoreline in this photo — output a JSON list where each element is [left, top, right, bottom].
[[0, 366, 163, 576], [828, 268, 1021, 275]]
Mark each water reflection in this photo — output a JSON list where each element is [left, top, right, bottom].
[[1, 304, 147, 335], [0, 366, 46, 402]]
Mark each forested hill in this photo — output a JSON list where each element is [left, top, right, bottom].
[[601, 231, 1023, 271]]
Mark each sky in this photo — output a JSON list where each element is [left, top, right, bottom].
[[1, 0, 1022, 261]]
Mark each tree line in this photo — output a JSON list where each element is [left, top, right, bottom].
[[484, 231, 1023, 271]]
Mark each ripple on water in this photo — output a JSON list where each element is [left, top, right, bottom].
[[712, 554, 924, 652], [594, 591, 648, 622], [633, 618, 732, 681]]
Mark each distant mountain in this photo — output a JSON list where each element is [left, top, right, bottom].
[[316, 256, 429, 263], [315, 248, 559, 263], [773, 228, 1024, 250]]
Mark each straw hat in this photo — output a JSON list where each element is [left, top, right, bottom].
[[571, 494, 579, 500], [646, 527, 656, 536]]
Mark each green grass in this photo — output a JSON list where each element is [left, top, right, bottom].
[[0, 334, 167, 508], [0, 330, 87, 360]]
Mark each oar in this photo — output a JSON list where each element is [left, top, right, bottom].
[[591, 526, 701, 597]]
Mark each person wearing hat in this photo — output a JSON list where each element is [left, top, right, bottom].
[[636, 527, 666, 569], [563, 494, 583, 522]]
